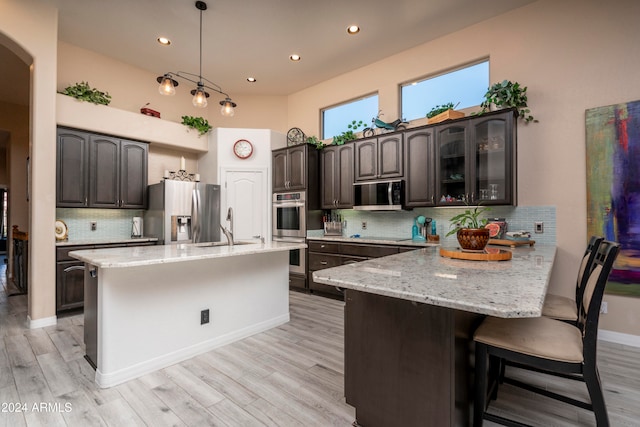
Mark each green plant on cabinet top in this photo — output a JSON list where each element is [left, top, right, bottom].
[[479, 80, 536, 123], [332, 120, 366, 145], [58, 81, 112, 105], [181, 116, 212, 136], [426, 102, 459, 118]]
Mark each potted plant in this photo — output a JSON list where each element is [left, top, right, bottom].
[[446, 205, 491, 251], [306, 135, 324, 150], [479, 80, 537, 123], [426, 102, 464, 124], [332, 120, 366, 145], [181, 115, 212, 136], [58, 81, 112, 105]]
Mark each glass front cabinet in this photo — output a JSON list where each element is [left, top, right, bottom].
[[434, 109, 516, 206]]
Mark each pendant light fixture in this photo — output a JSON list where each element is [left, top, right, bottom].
[[156, 1, 236, 115]]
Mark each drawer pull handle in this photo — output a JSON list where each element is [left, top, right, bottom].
[[320, 261, 328, 265], [63, 265, 85, 273]]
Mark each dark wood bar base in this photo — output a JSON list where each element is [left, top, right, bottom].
[[344, 290, 483, 426]]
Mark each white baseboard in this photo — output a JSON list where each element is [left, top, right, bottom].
[[27, 315, 57, 329], [599, 329, 640, 348]]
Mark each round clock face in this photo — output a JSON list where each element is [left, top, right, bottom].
[[233, 139, 253, 159], [287, 127, 305, 146]]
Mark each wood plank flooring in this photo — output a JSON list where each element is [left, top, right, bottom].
[[2, 263, 640, 426]]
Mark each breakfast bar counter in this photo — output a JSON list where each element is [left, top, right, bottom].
[[70, 240, 306, 388], [313, 245, 556, 427]]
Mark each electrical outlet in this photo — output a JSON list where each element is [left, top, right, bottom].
[[201, 309, 210, 325], [90, 221, 97, 231], [361, 221, 367, 230], [600, 301, 608, 314], [534, 221, 544, 234]]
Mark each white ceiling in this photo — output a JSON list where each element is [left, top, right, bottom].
[[2, 0, 534, 105]]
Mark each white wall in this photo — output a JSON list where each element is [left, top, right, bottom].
[[1, 0, 58, 325]]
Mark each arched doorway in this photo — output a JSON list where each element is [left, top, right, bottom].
[[0, 43, 30, 297]]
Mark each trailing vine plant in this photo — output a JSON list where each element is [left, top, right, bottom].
[[181, 116, 212, 136], [58, 81, 112, 105]]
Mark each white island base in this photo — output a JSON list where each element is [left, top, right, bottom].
[[81, 248, 290, 388]]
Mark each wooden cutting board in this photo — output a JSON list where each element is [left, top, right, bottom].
[[488, 239, 535, 248], [440, 247, 512, 261]]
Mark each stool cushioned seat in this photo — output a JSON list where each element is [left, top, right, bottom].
[[474, 315, 583, 364]]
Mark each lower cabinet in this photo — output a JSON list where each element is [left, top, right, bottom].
[[56, 241, 156, 313], [308, 240, 415, 299]]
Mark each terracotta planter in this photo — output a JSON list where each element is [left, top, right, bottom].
[[456, 228, 490, 252]]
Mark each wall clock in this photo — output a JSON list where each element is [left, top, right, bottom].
[[287, 127, 306, 146], [233, 139, 253, 159]]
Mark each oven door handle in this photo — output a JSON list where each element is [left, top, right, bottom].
[[274, 202, 305, 208]]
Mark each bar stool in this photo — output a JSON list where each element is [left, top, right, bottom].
[[473, 240, 620, 427], [542, 236, 603, 324]]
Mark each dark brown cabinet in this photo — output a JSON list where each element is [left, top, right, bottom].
[[57, 128, 90, 207], [354, 134, 404, 182], [308, 240, 416, 298], [57, 127, 148, 209], [272, 144, 313, 191], [89, 135, 148, 208], [56, 246, 86, 312], [56, 241, 156, 313], [321, 144, 354, 209], [469, 112, 516, 205], [404, 127, 436, 207], [435, 109, 516, 206]]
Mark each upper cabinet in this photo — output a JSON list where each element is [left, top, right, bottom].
[[272, 144, 320, 208], [57, 128, 90, 207], [354, 134, 404, 182], [404, 127, 436, 207], [57, 127, 148, 209], [434, 109, 516, 206], [273, 144, 312, 191], [321, 144, 354, 209]]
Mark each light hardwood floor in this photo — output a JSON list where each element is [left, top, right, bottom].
[[1, 263, 639, 426]]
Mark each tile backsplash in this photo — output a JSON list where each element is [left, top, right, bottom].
[[308, 206, 556, 245], [56, 208, 145, 241]]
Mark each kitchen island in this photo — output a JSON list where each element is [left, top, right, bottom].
[[313, 245, 556, 426], [70, 240, 306, 388]]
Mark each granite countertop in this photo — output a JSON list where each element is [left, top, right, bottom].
[[56, 237, 159, 246], [312, 245, 556, 318], [69, 240, 307, 269], [308, 235, 439, 247]]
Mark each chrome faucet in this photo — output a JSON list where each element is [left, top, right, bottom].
[[220, 207, 234, 245]]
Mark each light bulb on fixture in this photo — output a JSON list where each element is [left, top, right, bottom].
[[220, 98, 237, 117], [154, 1, 237, 115], [157, 74, 177, 95], [191, 84, 209, 108]]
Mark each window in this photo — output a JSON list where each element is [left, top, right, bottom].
[[322, 94, 378, 139], [401, 60, 489, 122]]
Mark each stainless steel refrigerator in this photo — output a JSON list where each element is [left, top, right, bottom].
[[144, 180, 220, 244]]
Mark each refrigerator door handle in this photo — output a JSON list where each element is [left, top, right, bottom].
[[191, 188, 201, 243]]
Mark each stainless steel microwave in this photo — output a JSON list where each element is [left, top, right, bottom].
[[353, 180, 404, 211]]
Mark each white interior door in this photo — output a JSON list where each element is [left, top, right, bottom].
[[221, 168, 268, 242]]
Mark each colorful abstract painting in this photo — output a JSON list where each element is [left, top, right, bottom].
[[586, 100, 640, 296]]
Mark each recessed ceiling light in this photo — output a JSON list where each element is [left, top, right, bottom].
[[289, 54, 301, 62], [157, 36, 171, 46], [247, 77, 257, 83], [347, 25, 360, 35]]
